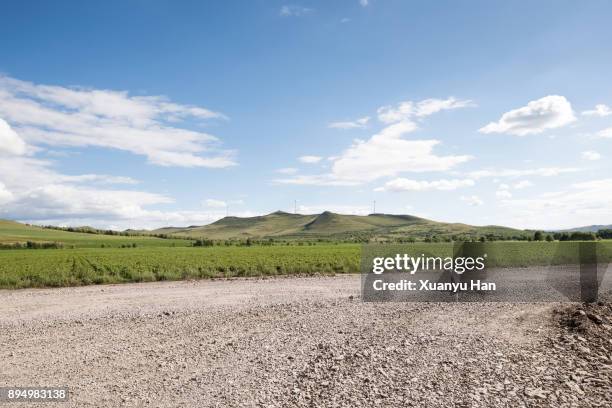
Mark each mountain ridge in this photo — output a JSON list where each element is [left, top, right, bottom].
[[150, 211, 529, 241]]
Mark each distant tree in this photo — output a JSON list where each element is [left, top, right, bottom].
[[534, 231, 544, 241], [597, 229, 612, 239], [545, 234, 553, 242]]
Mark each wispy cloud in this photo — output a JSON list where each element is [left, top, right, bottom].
[[280, 5, 313, 17], [581, 150, 601, 161], [298, 155, 323, 164], [466, 167, 580, 179], [597, 127, 612, 138], [497, 178, 612, 229], [461, 195, 484, 206], [278, 97, 473, 187], [479, 95, 576, 136], [377, 97, 474, 124], [582, 104, 612, 117], [276, 167, 299, 174], [0, 76, 235, 168], [375, 178, 474, 192], [328, 116, 370, 129]]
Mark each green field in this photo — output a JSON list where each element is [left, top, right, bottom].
[[1, 241, 611, 289], [0, 245, 361, 289], [0, 220, 192, 248]]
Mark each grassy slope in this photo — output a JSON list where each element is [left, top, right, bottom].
[[0, 220, 192, 248], [162, 211, 529, 240]]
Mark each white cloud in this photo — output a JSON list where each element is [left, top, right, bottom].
[[0, 76, 235, 168], [496, 189, 512, 199], [329, 122, 471, 183], [597, 127, 612, 139], [273, 174, 360, 186], [377, 97, 474, 124], [359, 0, 369, 7], [461, 195, 484, 206], [467, 167, 580, 179], [582, 104, 612, 117], [296, 204, 371, 215], [0, 118, 27, 155], [280, 5, 313, 17], [276, 167, 298, 174], [204, 199, 227, 208], [479, 95, 576, 136], [513, 180, 533, 189], [0, 182, 14, 204], [375, 178, 474, 192], [278, 100, 473, 186], [328, 116, 370, 129], [497, 178, 612, 229], [581, 150, 601, 161], [299, 155, 323, 164]]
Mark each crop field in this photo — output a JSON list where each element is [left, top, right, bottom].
[[0, 245, 361, 289], [0, 241, 611, 289]]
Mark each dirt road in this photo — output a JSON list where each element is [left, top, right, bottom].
[[1, 275, 610, 407]]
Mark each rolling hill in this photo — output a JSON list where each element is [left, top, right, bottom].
[[557, 224, 612, 233], [152, 211, 530, 241], [0, 219, 192, 248]]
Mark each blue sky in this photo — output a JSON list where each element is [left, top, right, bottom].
[[0, 0, 611, 230]]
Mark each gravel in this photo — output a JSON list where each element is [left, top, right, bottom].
[[1, 274, 611, 407]]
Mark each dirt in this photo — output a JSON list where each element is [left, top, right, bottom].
[[1, 275, 611, 407]]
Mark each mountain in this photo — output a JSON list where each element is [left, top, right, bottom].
[[558, 225, 612, 233], [152, 211, 529, 241]]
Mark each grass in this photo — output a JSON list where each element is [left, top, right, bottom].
[[156, 211, 530, 241], [0, 241, 610, 289], [0, 245, 361, 289], [0, 219, 192, 248]]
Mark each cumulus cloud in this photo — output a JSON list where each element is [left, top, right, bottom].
[[329, 122, 471, 183], [461, 195, 484, 206], [299, 155, 323, 164], [582, 104, 612, 117], [377, 97, 474, 124], [278, 99, 473, 186], [0, 118, 27, 155], [375, 178, 474, 192], [479, 95, 576, 136], [0, 76, 234, 168], [280, 5, 313, 17], [581, 151, 601, 161], [328, 116, 370, 129]]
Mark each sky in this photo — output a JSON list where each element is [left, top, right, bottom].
[[1, 0, 611, 230]]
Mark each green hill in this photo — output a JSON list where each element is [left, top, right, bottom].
[[0, 219, 191, 248], [157, 211, 529, 241]]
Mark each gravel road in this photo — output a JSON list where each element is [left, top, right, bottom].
[[1, 274, 611, 407]]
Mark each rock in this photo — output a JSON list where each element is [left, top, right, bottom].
[[587, 313, 603, 324]]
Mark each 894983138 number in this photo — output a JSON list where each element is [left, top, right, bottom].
[[0, 387, 69, 402]]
